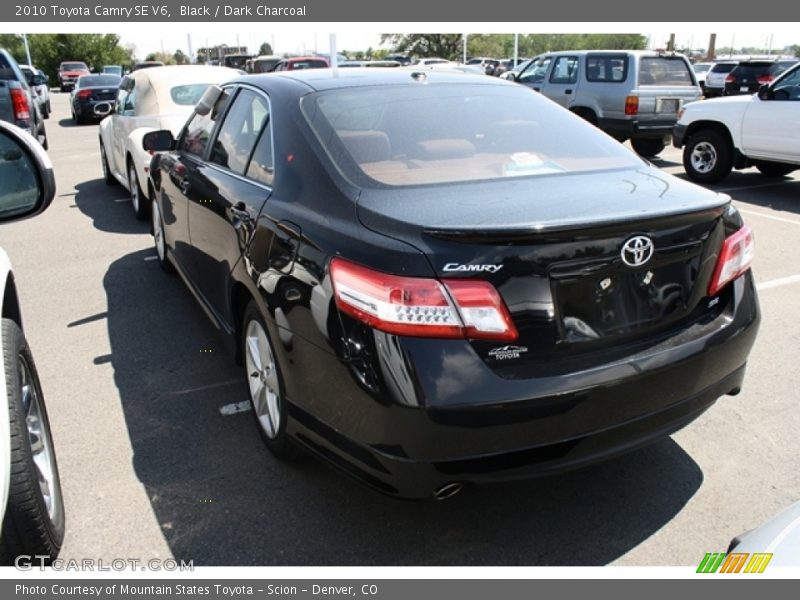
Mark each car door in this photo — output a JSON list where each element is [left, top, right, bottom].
[[158, 90, 232, 275], [516, 55, 552, 93], [187, 86, 273, 322], [741, 67, 800, 161], [540, 55, 580, 108]]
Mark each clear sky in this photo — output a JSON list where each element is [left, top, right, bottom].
[[116, 24, 796, 60]]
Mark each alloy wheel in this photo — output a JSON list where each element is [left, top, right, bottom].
[[244, 319, 281, 439]]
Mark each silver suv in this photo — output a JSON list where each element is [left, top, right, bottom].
[[506, 50, 701, 157]]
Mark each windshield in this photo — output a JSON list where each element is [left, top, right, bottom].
[[62, 62, 87, 71], [78, 75, 120, 87], [303, 83, 641, 187]]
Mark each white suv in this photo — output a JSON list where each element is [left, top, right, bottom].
[[673, 63, 800, 183]]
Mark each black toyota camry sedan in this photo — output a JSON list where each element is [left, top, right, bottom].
[[145, 69, 759, 499]]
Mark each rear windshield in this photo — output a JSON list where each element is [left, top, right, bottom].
[[302, 83, 641, 187], [78, 75, 120, 87], [62, 62, 88, 71], [639, 57, 694, 85], [289, 60, 328, 70], [170, 84, 212, 105], [709, 63, 736, 74], [731, 63, 776, 77]]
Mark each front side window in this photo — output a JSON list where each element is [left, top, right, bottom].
[[180, 89, 231, 157], [209, 89, 270, 174], [518, 57, 551, 84]]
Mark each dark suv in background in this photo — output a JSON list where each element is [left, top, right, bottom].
[[0, 49, 48, 149], [724, 58, 799, 95]]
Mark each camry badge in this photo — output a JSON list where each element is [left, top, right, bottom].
[[488, 345, 528, 360], [621, 236, 654, 267], [443, 263, 503, 273]]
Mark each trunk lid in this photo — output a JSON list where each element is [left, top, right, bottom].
[[357, 166, 731, 373]]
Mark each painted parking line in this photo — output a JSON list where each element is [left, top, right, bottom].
[[219, 401, 251, 416], [718, 180, 799, 193], [757, 274, 800, 291], [165, 378, 242, 397], [736, 208, 800, 227]]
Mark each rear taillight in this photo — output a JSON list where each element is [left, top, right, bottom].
[[76, 89, 92, 98], [9, 88, 30, 121], [725, 74, 735, 83], [756, 74, 774, 84], [624, 95, 638, 115], [330, 258, 518, 341], [708, 225, 754, 297]]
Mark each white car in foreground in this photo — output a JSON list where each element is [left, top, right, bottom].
[[98, 65, 236, 220], [673, 62, 800, 183], [0, 121, 63, 564]]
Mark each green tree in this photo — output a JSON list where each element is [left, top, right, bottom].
[[380, 34, 464, 60], [173, 49, 189, 65], [258, 42, 273, 56], [0, 34, 133, 81], [145, 52, 176, 65]]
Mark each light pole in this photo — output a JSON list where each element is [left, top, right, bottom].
[[21, 33, 32, 66]]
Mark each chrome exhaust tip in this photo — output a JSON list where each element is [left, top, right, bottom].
[[433, 482, 463, 501], [93, 102, 112, 116]]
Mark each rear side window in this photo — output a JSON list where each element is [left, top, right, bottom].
[[638, 57, 694, 85], [289, 60, 328, 70], [586, 55, 628, 82], [246, 119, 274, 186], [209, 89, 270, 174]]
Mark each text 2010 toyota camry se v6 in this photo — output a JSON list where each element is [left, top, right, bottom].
[[144, 69, 759, 499]]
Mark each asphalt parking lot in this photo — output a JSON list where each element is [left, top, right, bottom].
[[2, 92, 799, 566]]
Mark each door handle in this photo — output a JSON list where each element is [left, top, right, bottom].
[[565, 89, 572, 95]]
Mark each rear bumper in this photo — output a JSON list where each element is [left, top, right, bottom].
[[285, 273, 760, 499], [598, 117, 677, 141], [672, 123, 689, 148]]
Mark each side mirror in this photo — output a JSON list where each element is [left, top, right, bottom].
[[501, 71, 517, 81], [195, 84, 224, 116], [757, 84, 772, 100], [0, 121, 56, 223], [142, 130, 175, 152], [31, 74, 47, 86]]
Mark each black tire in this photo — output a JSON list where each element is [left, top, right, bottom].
[[73, 110, 84, 126], [127, 159, 149, 221], [99, 141, 116, 185], [39, 122, 48, 151], [241, 301, 303, 461], [755, 162, 795, 178], [0, 319, 65, 565], [572, 107, 598, 126], [631, 137, 666, 158], [682, 129, 734, 184], [151, 197, 174, 274]]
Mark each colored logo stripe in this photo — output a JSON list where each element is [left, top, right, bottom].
[[697, 552, 773, 573], [744, 553, 773, 573]]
